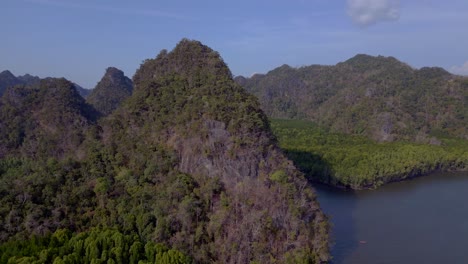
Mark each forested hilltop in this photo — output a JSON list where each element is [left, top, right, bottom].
[[86, 67, 133, 116], [236, 54, 468, 142], [0, 39, 330, 263]]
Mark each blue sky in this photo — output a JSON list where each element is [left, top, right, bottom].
[[1, 0, 468, 88]]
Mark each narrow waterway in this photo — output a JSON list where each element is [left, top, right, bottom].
[[315, 172, 468, 264]]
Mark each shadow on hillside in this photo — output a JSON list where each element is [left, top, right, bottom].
[[283, 150, 332, 184], [284, 150, 359, 264]]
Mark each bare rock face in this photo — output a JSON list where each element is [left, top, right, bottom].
[[171, 119, 286, 180], [373, 112, 395, 142]]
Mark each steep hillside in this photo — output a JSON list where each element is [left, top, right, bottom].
[[0, 78, 97, 159], [0, 40, 330, 263], [87, 67, 133, 115], [99, 39, 329, 263], [236, 54, 468, 142]]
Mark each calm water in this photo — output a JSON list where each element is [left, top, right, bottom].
[[315, 172, 468, 264]]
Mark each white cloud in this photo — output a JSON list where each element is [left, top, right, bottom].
[[450, 61, 468, 76], [347, 0, 400, 27]]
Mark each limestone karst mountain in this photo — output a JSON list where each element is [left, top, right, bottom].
[[0, 40, 330, 263], [101, 39, 330, 263], [236, 54, 468, 142]]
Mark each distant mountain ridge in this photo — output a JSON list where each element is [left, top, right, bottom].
[[0, 70, 91, 98], [74, 83, 91, 98], [16, 73, 41, 86], [0, 70, 26, 96], [235, 54, 468, 142]]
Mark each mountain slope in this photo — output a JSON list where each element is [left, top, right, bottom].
[[0, 78, 97, 159], [236, 54, 468, 142], [87, 67, 133, 115], [0, 40, 330, 263], [99, 39, 330, 263]]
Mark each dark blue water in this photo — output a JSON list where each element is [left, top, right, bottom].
[[315, 172, 468, 264]]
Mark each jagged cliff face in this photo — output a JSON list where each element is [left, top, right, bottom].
[[101, 39, 330, 263], [0, 78, 96, 159], [87, 67, 133, 116], [236, 54, 468, 142]]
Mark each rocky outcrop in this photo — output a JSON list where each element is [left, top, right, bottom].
[[171, 119, 282, 179]]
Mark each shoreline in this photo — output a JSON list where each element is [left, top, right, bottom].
[[309, 167, 468, 191]]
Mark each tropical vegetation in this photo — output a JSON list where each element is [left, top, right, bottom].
[[0, 39, 330, 263], [272, 119, 468, 189], [237, 55, 468, 142]]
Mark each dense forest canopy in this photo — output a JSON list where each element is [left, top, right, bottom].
[[271, 119, 468, 189], [0, 39, 330, 263], [236, 54, 468, 142]]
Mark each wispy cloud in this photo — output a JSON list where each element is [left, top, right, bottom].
[[347, 0, 400, 27], [450, 61, 468, 76], [24, 0, 190, 20]]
